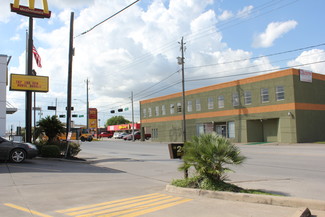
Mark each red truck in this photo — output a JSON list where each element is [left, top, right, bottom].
[[98, 131, 114, 138]]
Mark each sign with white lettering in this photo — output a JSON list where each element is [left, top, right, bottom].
[[10, 0, 51, 18], [300, 69, 312, 83]]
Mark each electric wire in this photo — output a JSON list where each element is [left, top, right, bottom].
[[74, 0, 141, 38]]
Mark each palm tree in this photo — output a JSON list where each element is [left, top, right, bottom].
[[179, 133, 246, 183], [37, 116, 65, 143]]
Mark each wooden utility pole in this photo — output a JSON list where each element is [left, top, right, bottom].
[[178, 37, 188, 178], [179, 37, 186, 142], [65, 12, 74, 157]]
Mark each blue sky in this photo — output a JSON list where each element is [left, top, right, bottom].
[[1, 0, 325, 130]]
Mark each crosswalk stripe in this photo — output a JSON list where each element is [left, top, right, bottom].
[[57, 193, 161, 213], [56, 193, 192, 217], [73, 195, 173, 217], [97, 198, 191, 217], [117, 198, 193, 217]]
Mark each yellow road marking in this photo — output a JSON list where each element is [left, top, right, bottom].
[[117, 198, 192, 217], [97, 197, 191, 217], [67, 194, 171, 216], [76, 196, 176, 217], [57, 193, 192, 217], [57, 193, 161, 213], [4, 203, 53, 217]]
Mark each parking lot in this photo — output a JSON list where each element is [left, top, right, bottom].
[[1, 140, 325, 217]]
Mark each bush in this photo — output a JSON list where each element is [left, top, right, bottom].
[[179, 133, 246, 183], [35, 140, 81, 158], [41, 145, 61, 158]]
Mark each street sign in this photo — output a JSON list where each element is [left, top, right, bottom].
[[168, 143, 184, 159], [48, 106, 56, 110]]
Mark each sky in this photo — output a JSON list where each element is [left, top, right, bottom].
[[1, 0, 325, 131]]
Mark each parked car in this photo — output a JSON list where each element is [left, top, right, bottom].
[[113, 132, 121, 139], [124, 132, 151, 140], [99, 132, 113, 138], [0, 136, 38, 163], [113, 132, 129, 139]]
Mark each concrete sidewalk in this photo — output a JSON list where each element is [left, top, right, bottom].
[[165, 184, 325, 217]]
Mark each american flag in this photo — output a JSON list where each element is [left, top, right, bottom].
[[32, 45, 42, 68]]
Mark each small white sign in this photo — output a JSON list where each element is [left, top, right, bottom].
[[300, 69, 312, 83], [67, 132, 72, 141]]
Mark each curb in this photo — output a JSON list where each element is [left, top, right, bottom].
[[165, 184, 325, 211]]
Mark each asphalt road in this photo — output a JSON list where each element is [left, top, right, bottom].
[[80, 139, 325, 200], [0, 139, 324, 217]]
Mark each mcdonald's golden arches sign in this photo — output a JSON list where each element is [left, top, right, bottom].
[[10, 0, 51, 18]]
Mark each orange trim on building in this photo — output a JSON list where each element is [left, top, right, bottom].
[[141, 68, 299, 104], [140, 103, 325, 124]]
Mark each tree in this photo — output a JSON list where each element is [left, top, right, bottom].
[[179, 133, 246, 184], [37, 115, 65, 143], [105, 116, 130, 127]]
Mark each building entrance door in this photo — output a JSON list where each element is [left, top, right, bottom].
[[215, 124, 227, 137]]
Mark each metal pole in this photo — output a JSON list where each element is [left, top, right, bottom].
[[66, 12, 74, 157], [131, 91, 134, 141], [26, 16, 33, 143], [86, 78, 89, 129]]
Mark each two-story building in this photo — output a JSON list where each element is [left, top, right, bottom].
[[140, 68, 325, 143]]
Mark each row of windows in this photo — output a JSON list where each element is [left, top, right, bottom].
[[143, 86, 285, 118]]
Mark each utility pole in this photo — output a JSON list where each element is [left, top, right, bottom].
[[178, 37, 188, 178], [25, 16, 33, 143], [131, 91, 134, 141], [66, 12, 74, 157], [86, 78, 89, 129], [178, 37, 186, 142]]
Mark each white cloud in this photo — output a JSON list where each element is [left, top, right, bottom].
[[287, 49, 325, 74], [253, 20, 298, 48], [218, 10, 233, 21], [237, 5, 253, 18], [0, 0, 13, 23], [10, 34, 20, 41], [6, 0, 302, 126]]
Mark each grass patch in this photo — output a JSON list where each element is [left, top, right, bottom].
[[171, 177, 280, 196], [314, 141, 325, 144]]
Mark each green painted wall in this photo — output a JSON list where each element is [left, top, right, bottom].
[[140, 70, 325, 143]]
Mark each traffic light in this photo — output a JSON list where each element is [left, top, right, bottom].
[[110, 110, 115, 113], [48, 106, 56, 110], [72, 114, 78, 117], [118, 108, 123, 112], [59, 114, 65, 118]]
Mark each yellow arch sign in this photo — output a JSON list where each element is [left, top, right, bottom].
[[11, 0, 51, 18]]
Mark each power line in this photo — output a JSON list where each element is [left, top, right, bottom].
[[185, 43, 325, 70], [75, 0, 140, 38], [186, 60, 325, 83]]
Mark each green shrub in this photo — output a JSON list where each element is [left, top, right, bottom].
[[66, 142, 81, 157], [41, 145, 61, 158]]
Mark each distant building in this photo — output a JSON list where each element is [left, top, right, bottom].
[[0, 55, 9, 136], [140, 68, 325, 143], [0, 54, 17, 136]]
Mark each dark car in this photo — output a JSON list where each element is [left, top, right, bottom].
[[0, 136, 38, 163], [123, 132, 151, 140], [99, 132, 113, 138]]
